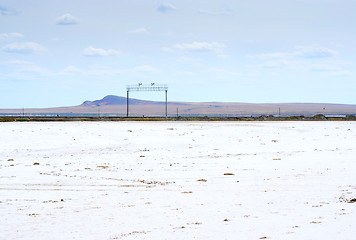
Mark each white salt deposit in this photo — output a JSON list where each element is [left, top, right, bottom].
[[0, 121, 355, 239]]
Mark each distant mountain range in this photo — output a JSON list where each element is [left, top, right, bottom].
[[82, 95, 173, 106], [1, 95, 356, 116]]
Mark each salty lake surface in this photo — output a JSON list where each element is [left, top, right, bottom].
[[1, 121, 355, 239]]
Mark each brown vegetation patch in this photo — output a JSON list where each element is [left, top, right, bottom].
[[97, 165, 109, 169], [197, 179, 207, 182], [224, 173, 235, 176]]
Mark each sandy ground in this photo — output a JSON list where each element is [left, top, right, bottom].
[[0, 121, 355, 240]]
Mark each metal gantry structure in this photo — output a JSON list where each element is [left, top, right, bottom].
[[126, 83, 168, 118]]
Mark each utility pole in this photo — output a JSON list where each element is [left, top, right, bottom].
[[165, 90, 168, 119], [126, 90, 129, 117]]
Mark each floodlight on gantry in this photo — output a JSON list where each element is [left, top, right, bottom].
[[126, 83, 168, 118], [126, 83, 168, 92]]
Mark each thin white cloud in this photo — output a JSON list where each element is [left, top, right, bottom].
[[178, 56, 200, 62], [2, 42, 46, 54], [166, 41, 227, 58], [0, 32, 24, 41], [249, 46, 351, 76], [198, 8, 233, 15], [56, 13, 78, 25], [201, 67, 240, 76], [1, 60, 51, 75], [251, 46, 338, 60], [307, 62, 353, 76], [59, 65, 83, 75], [83, 46, 121, 57], [309, 63, 343, 72], [177, 56, 204, 67], [157, 3, 176, 13], [127, 65, 159, 73], [89, 65, 160, 75], [257, 59, 295, 68], [325, 70, 352, 76], [250, 52, 291, 60], [57, 64, 159, 76], [295, 46, 338, 58], [256, 60, 353, 78], [1, 60, 32, 66], [0, 5, 17, 16], [117, 65, 159, 74], [176, 71, 196, 76], [130, 28, 149, 34]]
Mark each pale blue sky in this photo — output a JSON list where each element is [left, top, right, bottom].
[[1, 0, 355, 108]]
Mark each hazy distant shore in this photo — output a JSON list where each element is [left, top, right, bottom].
[[1, 114, 356, 122], [2, 95, 356, 117]]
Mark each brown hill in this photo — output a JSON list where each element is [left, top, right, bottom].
[[0, 95, 356, 116]]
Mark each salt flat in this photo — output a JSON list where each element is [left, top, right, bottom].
[[0, 121, 355, 240]]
